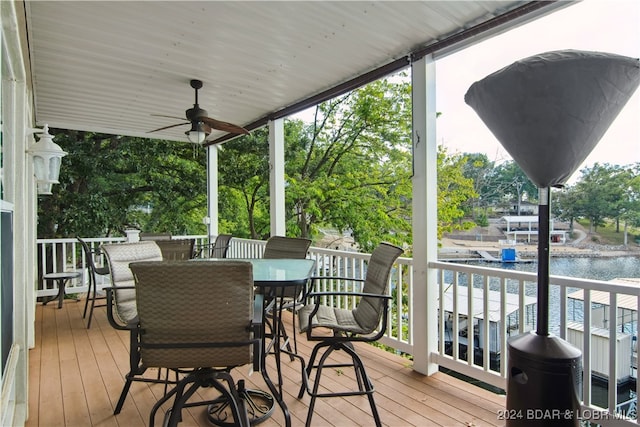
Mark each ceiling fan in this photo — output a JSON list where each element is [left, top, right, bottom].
[[148, 79, 249, 144]]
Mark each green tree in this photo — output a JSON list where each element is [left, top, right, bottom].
[[38, 129, 208, 238], [219, 77, 477, 251], [284, 78, 413, 251], [615, 163, 640, 244], [552, 186, 582, 233], [572, 163, 624, 232], [218, 128, 271, 239], [460, 153, 495, 219], [491, 161, 538, 214], [438, 148, 477, 234]]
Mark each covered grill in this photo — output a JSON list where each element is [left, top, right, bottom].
[[465, 50, 640, 426]]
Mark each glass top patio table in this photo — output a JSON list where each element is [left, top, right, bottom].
[[197, 258, 315, 284], [243, 258, 316, 287]]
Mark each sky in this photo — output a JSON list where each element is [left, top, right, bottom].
[[435, 0, 640, 181]]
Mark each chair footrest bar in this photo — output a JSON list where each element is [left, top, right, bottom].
[[310, 389, 375, 398]]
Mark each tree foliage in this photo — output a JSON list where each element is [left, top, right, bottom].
[[218, 77, 477, 252], [438, 148, 477, 234], [284, 78, 414, 251], [217, 128, 271, 239], [38, 129, 208, 238], [460, 152, 495, 215], [555, 163, 639, 235], [460, 156, 537, 217], [623, 164, 640, 228]]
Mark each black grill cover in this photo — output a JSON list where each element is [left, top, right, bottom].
[[464, 50, 639, 188], [507, 333, 582, 426]]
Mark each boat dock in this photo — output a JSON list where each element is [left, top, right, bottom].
[[476, 249, 534, 263], [477, 250, 500, 261]]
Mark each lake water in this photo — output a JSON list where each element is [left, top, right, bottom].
[[499, 256, 640, 281]]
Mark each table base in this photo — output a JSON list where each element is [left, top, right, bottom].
[[42, 272, 81, 309], [206, 387, 274, 426]]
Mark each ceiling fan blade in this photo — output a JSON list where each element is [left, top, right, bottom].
[[201, 117, 250, 135], [151, 114, 187, 121], [147, 122, 189, 133]]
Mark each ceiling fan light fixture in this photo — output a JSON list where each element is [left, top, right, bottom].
[[149, 79, 249, 139], [186, 121, 209, 144]]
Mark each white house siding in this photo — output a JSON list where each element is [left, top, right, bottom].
[[1, 2, 38, 425]]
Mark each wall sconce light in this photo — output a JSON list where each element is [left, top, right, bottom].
[[27, 124, 67, 195]]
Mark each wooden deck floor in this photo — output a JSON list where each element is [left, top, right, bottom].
[[26, 298, 506, 427]]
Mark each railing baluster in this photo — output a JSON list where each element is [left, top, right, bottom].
[[559, 284, 567, 339], [519, 279, 526, 334], [610, 291, 618, 415], [468, 274, 474, 367], [438, 269, 445, 356], [637, 293, 640, 425], [500, 277, 507, 378], [483, 275, 490, 371], [584, 290, 592, 408], [453, 272, 459, 361]]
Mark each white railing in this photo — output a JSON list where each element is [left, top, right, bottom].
[[37, 235, 210, 297], [37, 237, 126, 298], [35, 236, 640, 424], [430, 260, 640, 425]]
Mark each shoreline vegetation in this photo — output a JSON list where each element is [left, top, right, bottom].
[[440, 221, 640, 260]]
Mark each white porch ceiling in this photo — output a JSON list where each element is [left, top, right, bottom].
[[24, 1, 570, 145]]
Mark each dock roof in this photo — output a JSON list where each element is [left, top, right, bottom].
[[442, 285, 537, 323], [568, 278, 640, 312]]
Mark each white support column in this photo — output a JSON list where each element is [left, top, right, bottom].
[[1, 3, 32, 422], [206, 145, 219, 238], [411, 55, 439, 375], [269, 119, 286, 236], [14, 79, 31, 427]]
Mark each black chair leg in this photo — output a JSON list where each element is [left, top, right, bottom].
[[305, 344, 335, 427], [86, 301, 94, 329], [220, 375, 250, 427], [343, 342, 366, 391], [84, 272, 107, 329], [163, 369, 250, 427], [86, 289, 97, 329], [158, 368, 178, 395], [152, 374, 190, 426], [298, 340, 330, 398], [82, 282, 91, 319], [115, 329, 143, 414], [300, 341, 382, 427], [83, 276, 98, 327], [114, 376, 134, 415], [167, 379, 201, 426], [342, 344, 381, 427]]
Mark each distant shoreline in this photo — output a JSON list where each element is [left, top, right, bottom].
[[439, 237, 640, 261]]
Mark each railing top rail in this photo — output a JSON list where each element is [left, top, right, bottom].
[[430, 260, 538, 282], [37, 237, 127, 244], [430, 260, 640, 295]]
